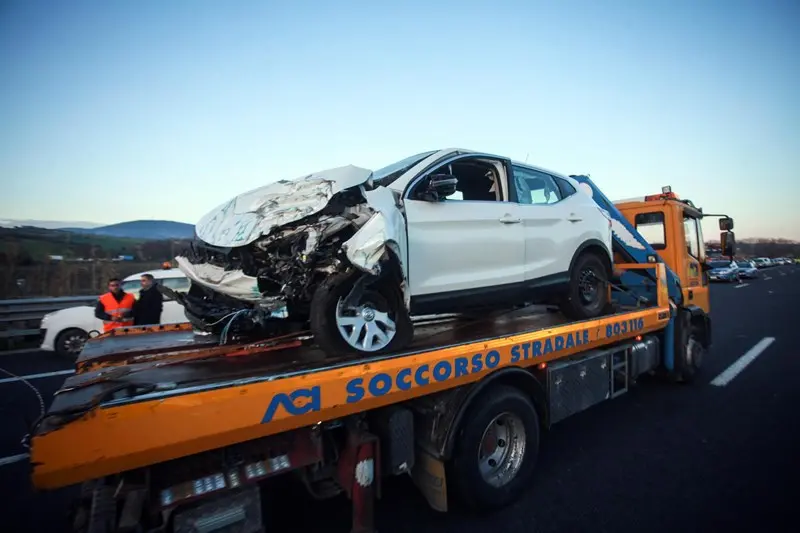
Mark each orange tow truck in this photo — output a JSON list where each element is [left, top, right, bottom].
[[29, 179, 735, 533]]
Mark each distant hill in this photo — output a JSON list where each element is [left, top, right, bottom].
[[0, 219, 105, 230], [64, 220, 195, 240]]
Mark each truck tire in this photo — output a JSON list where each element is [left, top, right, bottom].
[[447, 384, 540, 511], [310, 271, 413, 357], [559, 251, 610, 320], [675, 317, 705, 384], [55, 328, 88, 359]]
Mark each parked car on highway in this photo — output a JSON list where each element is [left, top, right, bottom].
[[173, 148, 615, 356], [735, 260, 759, 279], [707, 259, 740, 282], [39, 268, 190, 357]]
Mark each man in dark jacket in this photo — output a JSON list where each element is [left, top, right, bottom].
[[133, 273, 164, 326]]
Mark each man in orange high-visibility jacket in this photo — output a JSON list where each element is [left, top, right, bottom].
[[94, 278, 136, 333]]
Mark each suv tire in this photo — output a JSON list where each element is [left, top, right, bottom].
[[310, 271, 413, 357], [559, 251, 610, 320]]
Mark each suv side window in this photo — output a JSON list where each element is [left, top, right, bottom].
[[554, 176, 577, 198], [511, 166, 562, 205], [410, 157, 507, 202]]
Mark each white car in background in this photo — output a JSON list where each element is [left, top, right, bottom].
[[39, 268, 190, 358], [175, 148, 614, 357]]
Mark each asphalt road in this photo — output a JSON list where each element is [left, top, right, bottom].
[[1, 265, 798, 533]]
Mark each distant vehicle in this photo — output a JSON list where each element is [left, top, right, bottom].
[[735, 260, 759, 279], [39, 268, 191, 358], [752, 257, 772, 268], [707, 259, 740, 282]]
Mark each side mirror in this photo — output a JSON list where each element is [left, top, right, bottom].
[[719, 217, 734, 231], [424, 174, 458, 201], [720, 231, 736, 257]]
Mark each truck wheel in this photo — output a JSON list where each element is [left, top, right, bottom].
[[55, 328, 88, 359], [676, 324, 705, 384], [448, 385, 540, 511], [310, 271, 413, 357], [559, 252, 610, 320]]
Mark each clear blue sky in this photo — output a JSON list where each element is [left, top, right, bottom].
[[1, 0, 798, 240]]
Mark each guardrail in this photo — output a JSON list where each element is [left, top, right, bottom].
[[0, 296, 98, 350]]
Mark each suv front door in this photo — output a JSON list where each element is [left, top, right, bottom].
[[403, 155, 525, 302]]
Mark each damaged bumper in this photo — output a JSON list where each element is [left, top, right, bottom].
[[175, 256, 266, 304]]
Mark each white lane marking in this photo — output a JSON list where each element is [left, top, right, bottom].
[[0, 348, 41, 357], [0, 369, 74, 385], [735, 283, 750, 289], [764, 276, 772, 280], [780, 272, 787, 276], [711, 337, 776, 387], [0, 453, 29, 467]]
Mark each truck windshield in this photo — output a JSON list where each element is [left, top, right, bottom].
[[371, 150, 438, 187]]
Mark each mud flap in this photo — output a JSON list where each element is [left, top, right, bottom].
[[410, 448, 448, 512]]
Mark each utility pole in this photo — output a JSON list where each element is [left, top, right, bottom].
[[91, 241, 96, 294]]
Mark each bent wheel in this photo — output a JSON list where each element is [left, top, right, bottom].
[[310, 272, 413, 357], [448, 385, 540, 511]]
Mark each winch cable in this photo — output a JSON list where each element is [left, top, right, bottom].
[[0, 365, 45, 451]]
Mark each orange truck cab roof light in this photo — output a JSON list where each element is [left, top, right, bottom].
[[644, 191, 679, 202]]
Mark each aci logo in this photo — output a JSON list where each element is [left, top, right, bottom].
[[261, 387, 321, 423]]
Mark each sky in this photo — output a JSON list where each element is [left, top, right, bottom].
[[1, 0, 798, 240]]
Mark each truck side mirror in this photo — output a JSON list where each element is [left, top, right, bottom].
[[719, 217, 734, 231], [720, 231, 736, 257]]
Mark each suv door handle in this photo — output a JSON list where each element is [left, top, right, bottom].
[[499, 215, 521, 224], [567, 213, 582, 222]]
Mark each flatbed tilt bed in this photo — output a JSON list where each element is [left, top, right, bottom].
[[34, 288, 669, 489]]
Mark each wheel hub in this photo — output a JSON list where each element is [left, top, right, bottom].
[[478, 412, 526, 488], [335, 292, 397, 352], [65, 335, 85, 353], [579, 269, 599, 303], [686, 337, 703, 368]]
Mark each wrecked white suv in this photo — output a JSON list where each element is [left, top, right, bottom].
[[173, 148, 614, 356]]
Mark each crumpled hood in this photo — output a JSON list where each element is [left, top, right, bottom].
[[195, 165, 373, 248]]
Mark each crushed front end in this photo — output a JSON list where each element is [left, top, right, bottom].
[[169, 172, 406, 344]]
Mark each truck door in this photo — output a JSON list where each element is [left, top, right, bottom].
[[682, 214, 709, 313]]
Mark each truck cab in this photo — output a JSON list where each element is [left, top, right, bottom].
[[614, 187, 710, 314]]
